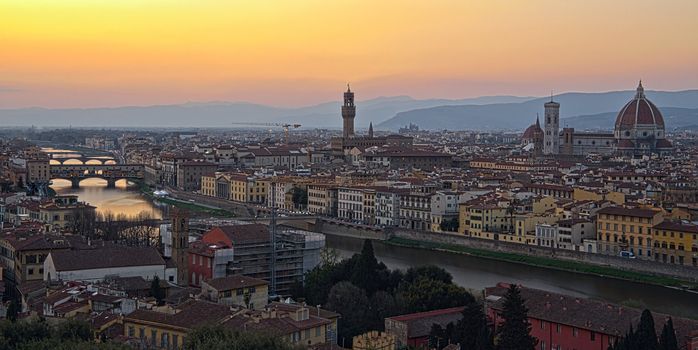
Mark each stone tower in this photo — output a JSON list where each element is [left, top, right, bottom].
[[368, 122, 374, 138], [171, 208, 189, 286], [544, 96, 560, 155], [342, 84, 356, 139], [533, 116, 544, 157]]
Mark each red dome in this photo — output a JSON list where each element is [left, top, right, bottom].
[[615, 82, 664, 130], [522, 117, 543, 139]]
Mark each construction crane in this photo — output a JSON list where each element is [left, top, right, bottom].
[[231, 122, 301, 144]]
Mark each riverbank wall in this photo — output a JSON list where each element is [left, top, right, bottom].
[[315, 219, 698, 283]]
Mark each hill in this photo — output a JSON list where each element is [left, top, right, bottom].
[[377, 90, 698, 131], [0, 95, 533, 128]]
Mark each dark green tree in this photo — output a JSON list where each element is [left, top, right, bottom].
[[184, 325, 301, 350], [429, 323, 456, 350], [403, 265, 453, 285], [53, 319, 92, 342], [659, 318, 678, 350], [291, 187, 308, 210], [636, 309, 659, 350], [440, 217, 460, 232], [350, 239, 381, 294], [150, 275, 165, 305], [325, 281, 370, 346], [6, 300, 20, 322], [474, 323, 495, 350], [453, 299, 491, 350], [367, 290, 404, 331], [401, 276, 473, 313], [496, 285, 537, 350]]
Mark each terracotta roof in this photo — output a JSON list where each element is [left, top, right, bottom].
[[653, 220, 698, 234], [615, 82, 665, 129], [208, 224, 270, 245], [125, 300, 232, 330], [387, 307, 464, 339], [486, 284, 698, 345], [49, 246, 165, 271], [596, 206, 659, 218], [204, 275, 268, 291]]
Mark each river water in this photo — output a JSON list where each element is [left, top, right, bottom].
[[325, 234, 698, 319], [42, 148, 698, 319]]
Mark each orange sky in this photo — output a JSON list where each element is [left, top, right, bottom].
[[1, 0, 697, 108]]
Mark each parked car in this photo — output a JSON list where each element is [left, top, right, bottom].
[[619, 251, 636, 259]]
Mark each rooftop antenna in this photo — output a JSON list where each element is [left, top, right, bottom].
[[550, 90, 554, 102]]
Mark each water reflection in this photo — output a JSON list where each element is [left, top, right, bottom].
[[51, 178, 163, 219]]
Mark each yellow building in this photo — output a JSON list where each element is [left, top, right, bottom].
[[39, 195, 96, 230], [510, 214, 559, 244], [573, 188, 625, 205], [596, 206, 663, 259], [200, 174, 216, 197], [532, 196, 558, 215], [652, 221, 698, 266], [124, 300, 335, 349], [200, 275, 268, 310], [200, 173, 267, 204], [458, 202, 510, 239], [353, 331, 397, 350]]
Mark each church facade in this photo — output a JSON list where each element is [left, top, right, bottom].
[[522, 82, 673, 157]]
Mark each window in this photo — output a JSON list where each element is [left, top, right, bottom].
[[151, 330, 157, 346], [591, 331, 596, 341], [316, 326, 321, 337], [556, 324, 561, 333], [540, 341, 546, 350], [540, 320, 546, 329], [305, 329, 311, 339], [139, 328, 145, 339], [173, 334, 179, 348], [128, 326, 135, 337], [161, 333, 169, 348], [572, 327, 578, 337]]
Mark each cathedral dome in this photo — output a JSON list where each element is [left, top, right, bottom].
[[614, 81, 665, 131], [522, 117, 543, 140]]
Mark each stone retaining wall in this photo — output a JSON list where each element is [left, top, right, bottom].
[[389, 229, 698, 282]]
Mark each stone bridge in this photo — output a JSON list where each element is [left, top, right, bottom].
[[50, 164, 144, 188], [47, 152, 117, 165]]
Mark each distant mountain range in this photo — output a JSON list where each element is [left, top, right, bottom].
[[0, 95, 533, 129], [561, 107, 698, 131], [377, 90, 698, 131], [2, 89, 696, 131]]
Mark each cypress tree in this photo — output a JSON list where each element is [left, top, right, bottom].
[[659, 318, 679, 350], [496, 285, 537, 350], [454, 299, 490, 349], [350, 239, 380, 294], [636, 309, 659, 350], [6, 299, 20, 322]]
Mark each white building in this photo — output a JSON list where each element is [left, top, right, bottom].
[[44, 246, 173, 283], [375, 189, 404, 227]]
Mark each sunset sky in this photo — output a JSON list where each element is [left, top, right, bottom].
[[1, 0, 697, 108]]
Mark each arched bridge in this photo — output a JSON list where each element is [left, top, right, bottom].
[[50, 157, 118, 165], [50, 164, 144, 188], [47, 152, 117, 165]]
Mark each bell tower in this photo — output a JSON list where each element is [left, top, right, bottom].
[[342, 84, 356, 139], [171, 208, 189, 286], [544, 94, 560, 155]]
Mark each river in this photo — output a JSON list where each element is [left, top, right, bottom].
[[42, 148, 698, 319], [325, 234, 698, 319]]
